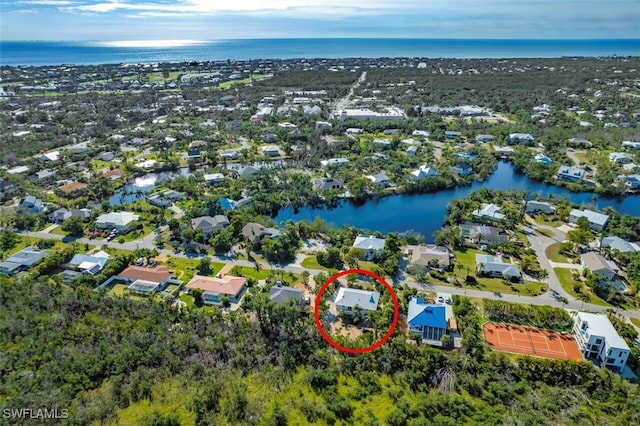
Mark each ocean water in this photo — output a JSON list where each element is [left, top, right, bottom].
[[1, 39, 639, 66]]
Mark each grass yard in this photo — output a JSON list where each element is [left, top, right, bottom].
[[451, 249, 546, 296], [630, 318, 640, 328], [301, 256, 339, 273], [534, 216, 564, 227], [108, 283, 130, 296], [237, 266, 272, 280], [164, 257, 223, 282], [545, 242, 571, 263], [536, 228, 555, 238], [553, 268, 612, 307]]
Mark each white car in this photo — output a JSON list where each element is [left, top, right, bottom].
[[437, 295, 444, 303]]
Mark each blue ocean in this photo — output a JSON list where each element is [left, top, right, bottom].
[[1, 39, 639, 66]]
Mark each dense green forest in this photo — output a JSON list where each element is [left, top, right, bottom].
[[1, 278, 639, 425]]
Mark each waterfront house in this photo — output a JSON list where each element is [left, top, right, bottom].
[[204, 173, 225, 185], [569, 209, 609, 231], [261, 145, 280, 157], [312, 177, 344, 191], [476, 254, 522, 280], [460, 223, 509, 244], [335, 287, 380, 315], [366, 173, 390, 187], [95, 211, 139, 231], [411, 164, 438, 179], [557, 165, 586, 182], [410, 245, 451, 268], [581, 252, 619, 281], [191, 215, 230, 237], [452, 163, 473, 177], [573, 312, 630, 373], [185, 275, 247, 305], [0, 247, 48, 275], [472, 203, 505, 221], [407, 297, 447, 343], [525, 200, 555, 214], [352, 235, 386, 260], [534, 153, 553, 166]]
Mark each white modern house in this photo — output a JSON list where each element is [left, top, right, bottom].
[[569, 209, 610, 231], [95, 212, 139, 231], [472, 203, 505, 221], [572, 312, 630, 373], [335, 287, 380, 315], [609, 152, 633, 165], [475, 254, 522, 280], [352, 235, 386, 260]]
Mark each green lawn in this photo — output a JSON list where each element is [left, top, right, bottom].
[[180, 293, 194, 308], [450, 249, 546, 296], [534, 216, 564, 227], [630, 318, 640, 328], [237, 266, 271, 280], [301, 256, 339, 273], [553, 268, 612, 307], [545, 242, 571, 263], [164, 257, 223, 282], [536, 228, 555, 238], [108, 283, 130, 296]]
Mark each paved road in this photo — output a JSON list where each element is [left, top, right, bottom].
[[333, 71, 366, 113], [18, 223, 640, 320]]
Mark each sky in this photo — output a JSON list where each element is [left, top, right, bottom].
[[1, 0, 639, 41]]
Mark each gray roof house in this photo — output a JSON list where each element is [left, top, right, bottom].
[[68, 251, 110, 275], [0, 247, 49, 275], [312, 177, 344, 191], [191, 215, 230, 236], [242, 223, 280, 245], [569, 209, 610, 231], [601, 236, 640, 253], [460, 223, 509, 244], [581, 252, 619, 282], [476, 254, 522, 280], [269, 285, 303, 304], [335, 287, 380, 314], [452, 163, 473, 177], [557, 165, 586, 182], [366, 173, 390, 187]]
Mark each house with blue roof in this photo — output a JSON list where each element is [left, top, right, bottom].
[[407, 298, 448, 343]]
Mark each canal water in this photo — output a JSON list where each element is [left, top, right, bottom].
[[274, 161, 640, 241]]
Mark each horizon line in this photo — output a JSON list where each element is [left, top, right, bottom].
[[3, 37, 640, 42]]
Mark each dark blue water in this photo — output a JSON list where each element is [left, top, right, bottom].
[[275, 162, 640, 241], [2, 39, 639, 66]]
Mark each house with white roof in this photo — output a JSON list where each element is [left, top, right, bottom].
[[204, 173, 224, 184], [509, 133, 535, 145], [321, 158, 350, 167], [534, 153, 553, 166], [366, 173, 390, 187], [68, 251, 110, 275], [525, 200, 555, 214], [557, 165, 586, 182], [95, 212, 139, 231], [191, 215, 230, 236], [569, 209, 609, 231], [335, 287, 380, 315], [261, 145, 280, 157], [472, 204, 505, 221], [411, 164, 438, 179], [353, 235, 386, 260], [0, 247, 49, 275], [621, 140, 640, 150], [572, 312, 630, 373], [476, 254, 521, 280]]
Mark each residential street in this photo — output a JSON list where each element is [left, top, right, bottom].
[[18, 222, 640, 320]]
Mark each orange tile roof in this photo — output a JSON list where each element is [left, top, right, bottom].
[[186, 275, 247, 297], [119, 265, 172, 284], [59, 181, 87, 194]]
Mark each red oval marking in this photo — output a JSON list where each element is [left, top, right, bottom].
[[313, 268, 399, 354]]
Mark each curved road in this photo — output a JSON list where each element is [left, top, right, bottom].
[[17, 221, 640, 320]]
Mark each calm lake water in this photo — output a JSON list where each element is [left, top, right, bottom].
[[274, 162, 640, 241], [109, 167, 190, 206]]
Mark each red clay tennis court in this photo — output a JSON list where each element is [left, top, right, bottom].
[[483, 322, 583, 361]]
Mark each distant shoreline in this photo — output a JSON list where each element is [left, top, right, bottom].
[[2, 38, 639, 66]]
